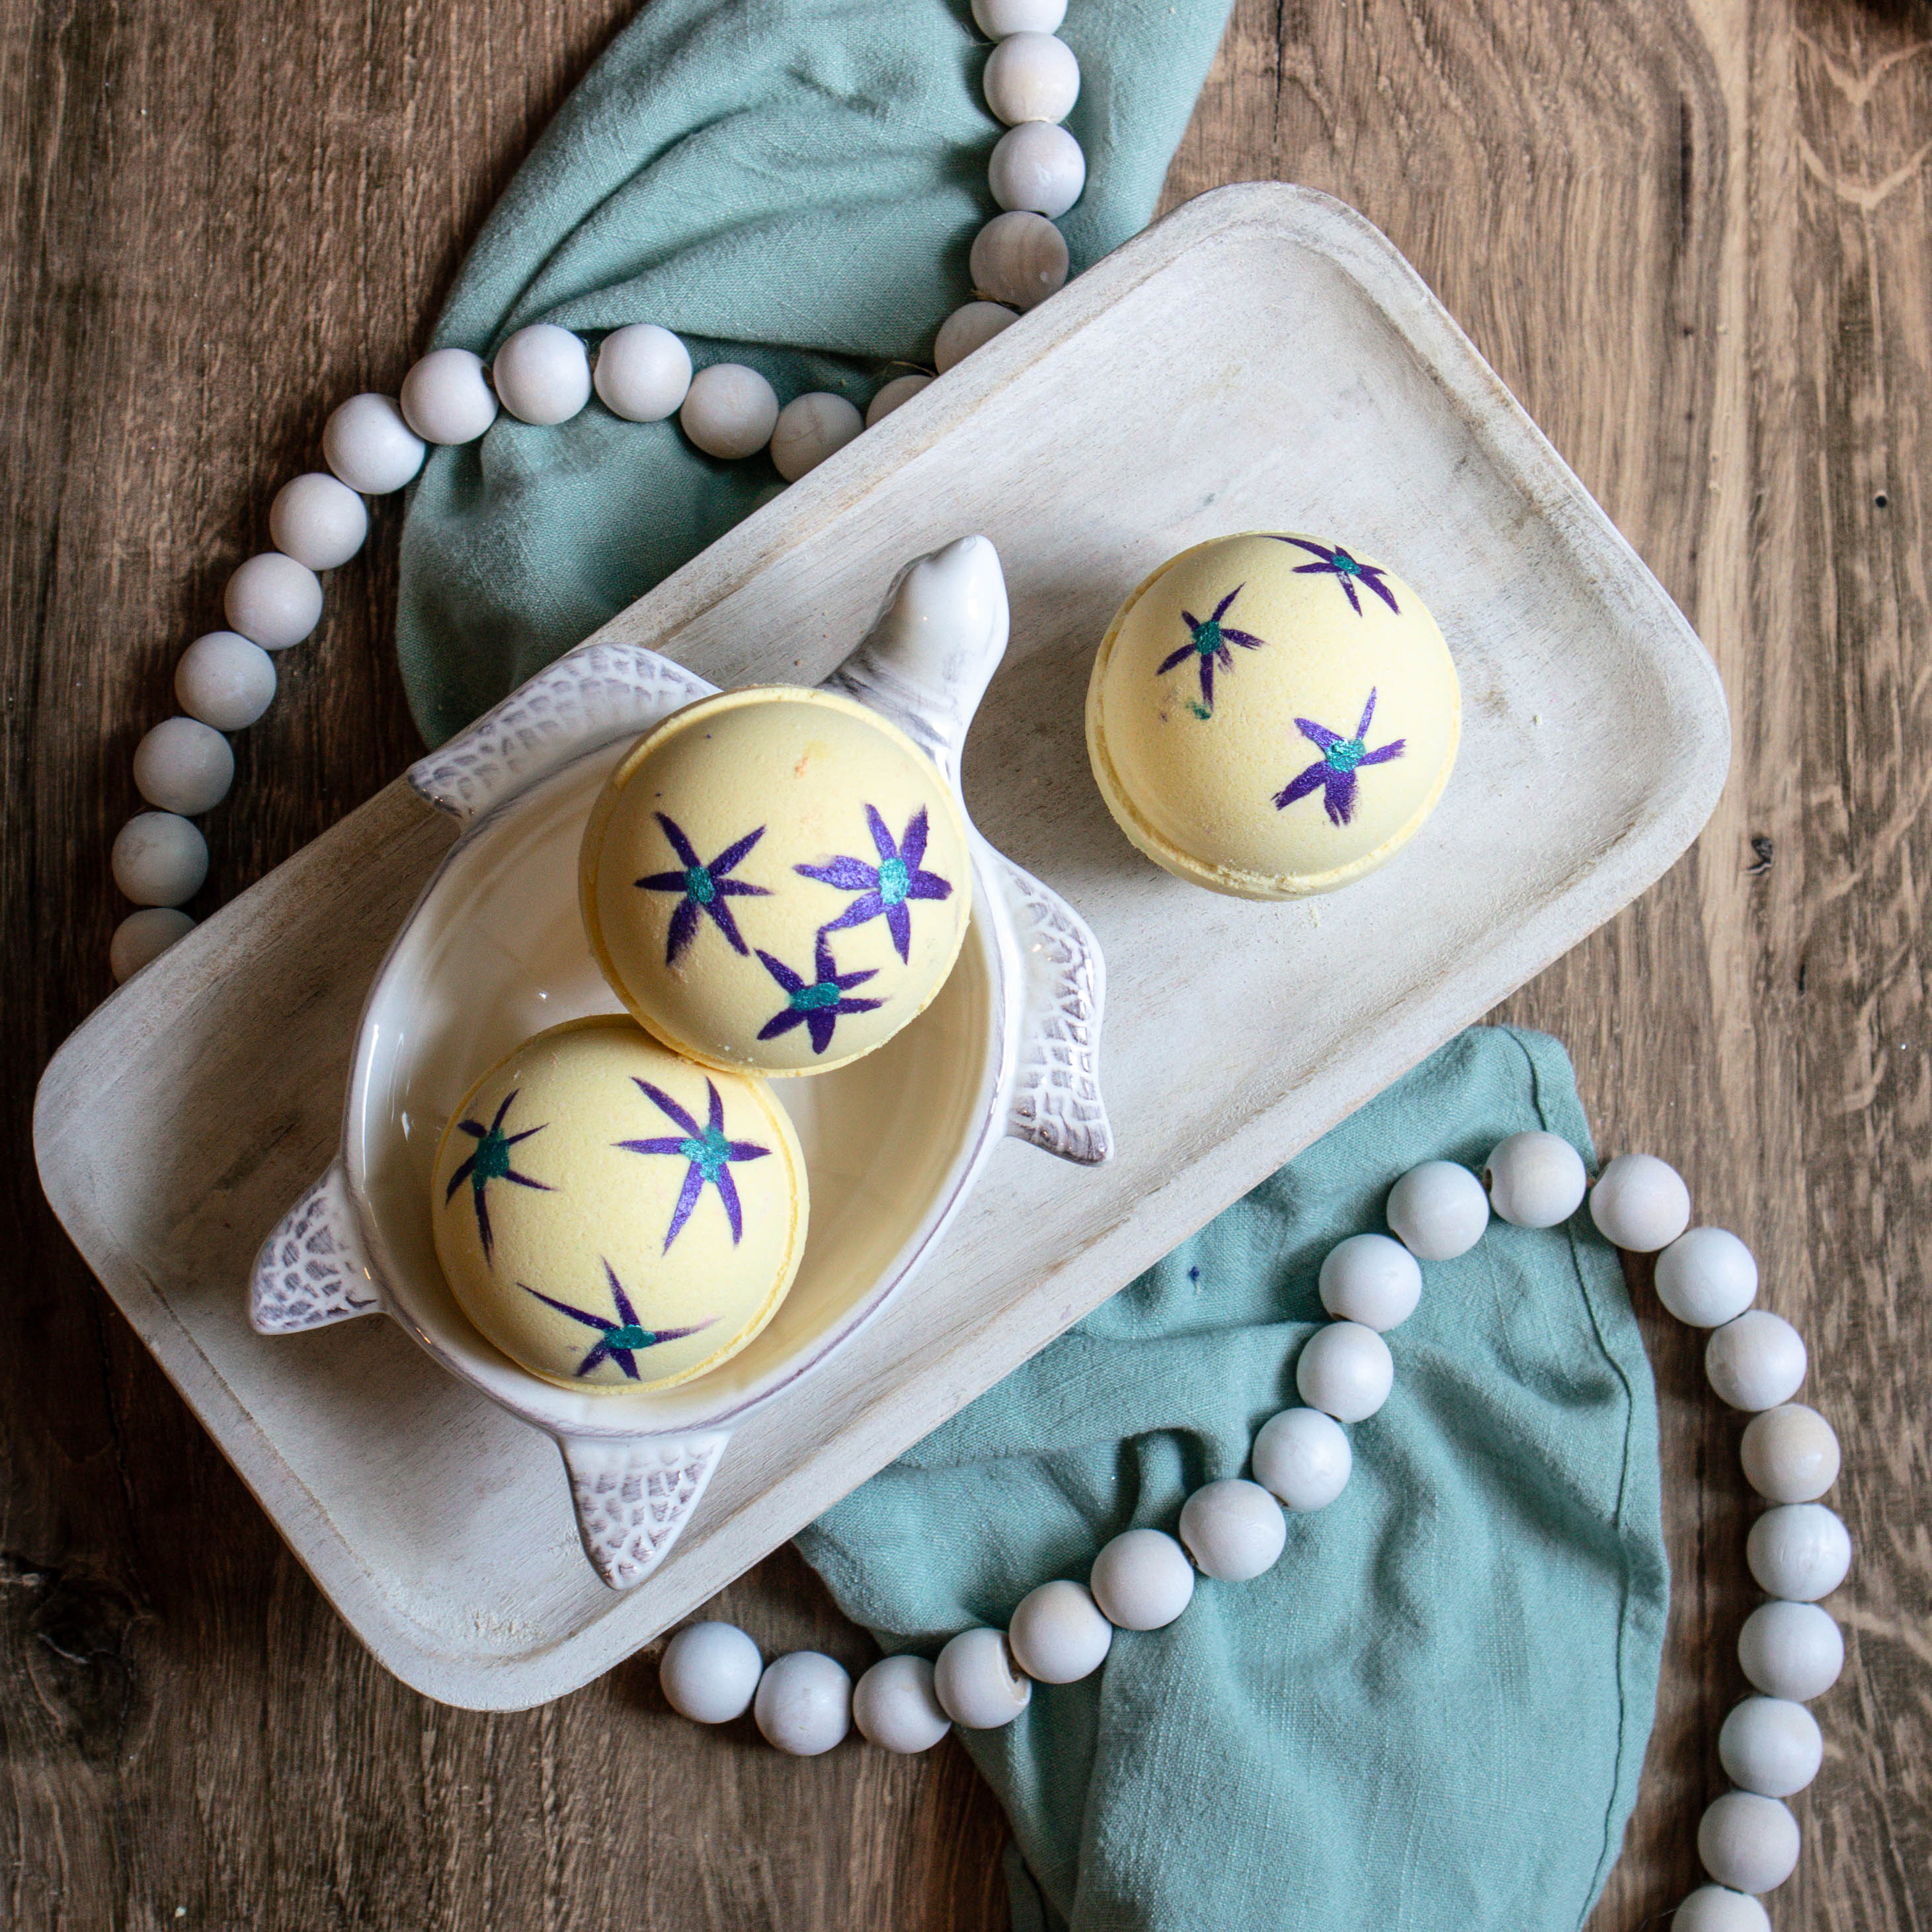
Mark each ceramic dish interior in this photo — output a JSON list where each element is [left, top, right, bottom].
[[348, 739, 1008, 1441]]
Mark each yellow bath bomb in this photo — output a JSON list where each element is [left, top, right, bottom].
[[429, 1016, 807, 1391], [1086, 532, 1460, 898], [581, 686, 972, 1075]]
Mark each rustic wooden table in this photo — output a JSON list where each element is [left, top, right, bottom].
[[3, 1, 1925, 1926]]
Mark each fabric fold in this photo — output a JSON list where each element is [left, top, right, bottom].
[[395, 0, 1237, 746]]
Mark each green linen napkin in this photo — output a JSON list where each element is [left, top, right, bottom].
[[395, 0, 1236, 747], [797, 1026, 1668, 1932]]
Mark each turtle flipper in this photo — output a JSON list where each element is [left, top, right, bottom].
[[990, 850, 1113, 1166], [558, 1431, 731, 1590], [409, 640, 717, 824], [251, 1160, 385, 1333]]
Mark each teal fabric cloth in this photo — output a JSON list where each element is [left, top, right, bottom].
[[797, 1026, 1668, 1932], [395, 0, 1236, 746]]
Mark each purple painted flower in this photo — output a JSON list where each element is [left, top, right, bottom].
[[443, 1088, 553, 1265], [636, 813, 772, 963], [794, 805, 953, 963], [1272, 688, 1406, 826], [1155, 582, 1269, 716], [520, 1260, 718, 1381], [1269, 537, 1400, 617], [615, 1077, 770, 1252], [755, 932, 883, 1056]]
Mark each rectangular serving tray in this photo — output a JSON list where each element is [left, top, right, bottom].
[[34, 184, 1726, 1709]]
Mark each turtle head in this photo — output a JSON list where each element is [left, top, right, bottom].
[[821, 535, 1010, 787]]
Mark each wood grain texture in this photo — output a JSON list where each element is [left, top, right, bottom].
[[2, 2, 1925, 1929]]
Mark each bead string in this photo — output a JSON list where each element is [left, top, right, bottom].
[[657, 1139, 1843, 1932], [106, 0, 1084, 985]]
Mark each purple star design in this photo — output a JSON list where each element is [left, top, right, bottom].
[[793, 805, 953, 964], [615, 1077, 771, 1252], [755, 933, 883, 1056], [519, 1260, 718, 1381], [1270, 537, 1400, 617], [635, 813, 772, 964], [1272, 688, 1406, 826], [1154, 583, 1269, 716], [442, 1088, 553, 1266]]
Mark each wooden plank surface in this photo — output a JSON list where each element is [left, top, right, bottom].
[[1, 0, 1923, 1927]]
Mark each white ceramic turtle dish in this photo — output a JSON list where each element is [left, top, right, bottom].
[[251, 537, 1111, 1588]]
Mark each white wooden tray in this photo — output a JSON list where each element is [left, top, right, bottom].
[[33, 184, 1727, 1709]]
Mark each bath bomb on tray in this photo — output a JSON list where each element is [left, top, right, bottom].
[[1086, 532, 1460, 898]]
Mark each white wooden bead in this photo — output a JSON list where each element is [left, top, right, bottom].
[[112, 812, 208, 906], [933, 1628, 1031, 1729], [1386, 1160, 1490, 1259], [1672, 1885, 1773, 1932], [322, 393, 425, 495], [593, 323, 692, 422], [970, 210, 1068, 310], [134, 717, 233, 817], [752, 1650, 851, 1755], [658, 1620, 762, 1723], [224, 552, 323, 651], [973, 0, 1065, 36], [1297, 1321, 1394, 1422], [988, 121, 1086, 218], [1178, 1478, 1286, 1582], [1008, 1580, 1112, 1683], [491, 323, 592, 426], [1318, 1232, 1421, 1330], [770, 392, 864, 481], [935, 301, 1018, 372], [866, 374, 931, 427], [1738, 1600, 1843, 1701], [983, 30, 1080, 126], [1707, 1310, 1808, 1412], [1251, 1406, 1353, 1511], [1656, 1227, 1759, 1326], [399, 347, 499, 445], [1747, 1502, 1851, 1602], [1089, 1528, 1194, 1630], [1589, 1152, 1691, 1252], [1718, 1695, 1824, 1796], [680, 363, 780, 460], [1740, 1404, 1839, 1504], [853, 1654, 951, 1752], [1482, 1130, 1588, 1228], [269, 473, 368, 571], [1697, 1791, 1800, 1894], [176, 631, 276, 732], [110, 906, 194, 983]]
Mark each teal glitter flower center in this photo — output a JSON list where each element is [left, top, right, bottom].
[[791, 981, 842, 1011], [470, 1131, 513, 1186], [1193, 619, 1223, 657], [1325, 737, 1367, 773], [677, 1127, 733, 1182], [1332, 550, 1362, 578], [604, 1324, 651, 1349], [684, 864, 716, 906], [877, 855, 910, 907]]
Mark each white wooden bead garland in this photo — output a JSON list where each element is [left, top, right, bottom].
[[655, 1145, 1849, 1932], [106, 3, 1090, 983]]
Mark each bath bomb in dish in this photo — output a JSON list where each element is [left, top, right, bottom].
[[430, 1015, 807, 1390], [581, 686, 972, 1075], [1086, 532, 1460, 899]]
